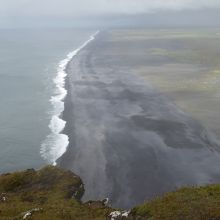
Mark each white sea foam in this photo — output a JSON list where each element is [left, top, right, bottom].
[[41, 31, 100, 165]]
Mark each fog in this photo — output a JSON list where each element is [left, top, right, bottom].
[[1, 0, 220, 16], [1, 0, 220, 28]]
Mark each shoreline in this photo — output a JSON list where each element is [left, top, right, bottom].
[[41, 31, 99, 166], [57, 30, 220, 209]]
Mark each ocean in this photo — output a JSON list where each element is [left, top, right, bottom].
[[0, 28, 95, 173]]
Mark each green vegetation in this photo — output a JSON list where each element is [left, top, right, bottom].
[[111, 29, 220, 41], [1, 166, 220, 219], [131, 185, 220, 220], [0, 166, 112, 220], [112, 29, 220, 135]]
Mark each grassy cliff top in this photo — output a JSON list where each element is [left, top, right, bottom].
[[1, 166, 220, 220], [0, 166, 112, 220], [131, 184, 220, 220]]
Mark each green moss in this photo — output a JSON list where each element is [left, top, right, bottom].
[[131, 185, 220, 220], [2, 166, 220, 220], [0, 166, 112, 220]]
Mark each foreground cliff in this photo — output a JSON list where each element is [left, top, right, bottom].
[[0, 166, 112, 220], [1, 166, 220, 220]]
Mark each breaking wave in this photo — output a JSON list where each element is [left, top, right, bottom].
[[40, 31, 99, 165]]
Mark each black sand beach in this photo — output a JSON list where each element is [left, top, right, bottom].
[[58, 31, 220, 209]]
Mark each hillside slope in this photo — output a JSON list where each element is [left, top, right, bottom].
[[0, 166, 220, 220], [0, 166, 112, 220]]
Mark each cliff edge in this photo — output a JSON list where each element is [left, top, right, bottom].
[[1, 166, 220, 220]]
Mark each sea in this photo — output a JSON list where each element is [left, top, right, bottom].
[[0, 28, 95, 173]]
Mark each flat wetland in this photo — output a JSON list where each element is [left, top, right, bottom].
[[111, 29, 220, 138]]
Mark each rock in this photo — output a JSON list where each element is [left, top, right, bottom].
[[109, 210, 131, 220], [22, 208, 42, 219], [102, 198, 109, 206], [0, 193, 7, 202]]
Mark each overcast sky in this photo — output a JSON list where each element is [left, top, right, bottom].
[[1, 0, 220, 17], [1, 0, 220, 28]]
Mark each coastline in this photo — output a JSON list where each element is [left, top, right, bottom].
[[40, 31, 99, 165], [57, 30, 220, 209]]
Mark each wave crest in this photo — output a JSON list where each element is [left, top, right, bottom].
[[41, 31, 99, 165]]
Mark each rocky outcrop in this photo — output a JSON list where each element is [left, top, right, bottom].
[[0, 166, 112, 220], [1, 166, 220, 220]]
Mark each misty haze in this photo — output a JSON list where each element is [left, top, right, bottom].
[[1, 0, 220, 219]]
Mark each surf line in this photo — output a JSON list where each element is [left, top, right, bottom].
[[40, 31, 100, 165]]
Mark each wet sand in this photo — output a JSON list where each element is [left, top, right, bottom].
[[58, 31, 220, 209]]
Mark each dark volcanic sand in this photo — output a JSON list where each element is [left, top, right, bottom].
[[58, 32, 220, 209]]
